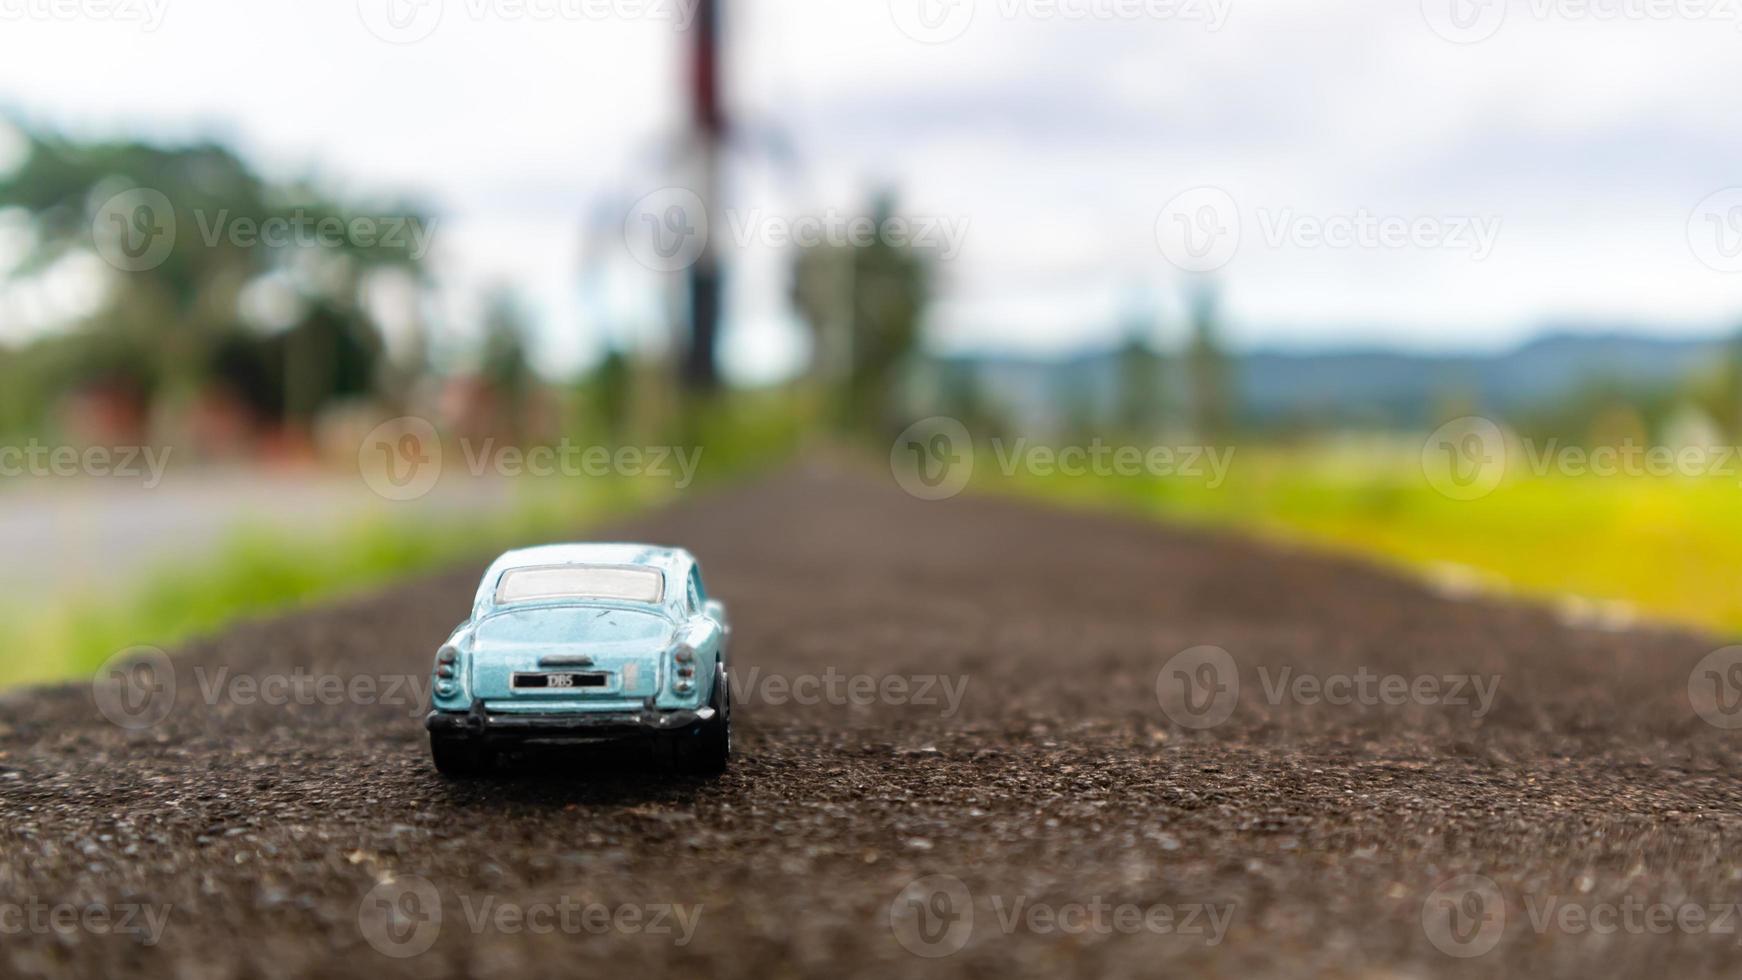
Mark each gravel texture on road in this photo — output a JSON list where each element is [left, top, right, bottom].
[[3, 461, 1740, 978]]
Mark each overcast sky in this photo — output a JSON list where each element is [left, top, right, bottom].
[[2, 0, 1741, 382]]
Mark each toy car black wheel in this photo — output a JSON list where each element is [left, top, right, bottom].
[[430, 734, 492, 778], [674, 668, 730, 775]]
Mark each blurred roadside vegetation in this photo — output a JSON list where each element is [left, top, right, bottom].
[[995, 447, 1742, 637], [1, 392, 810, 686], [0, 118, 845, 686], [7, 114, 1742, 688]]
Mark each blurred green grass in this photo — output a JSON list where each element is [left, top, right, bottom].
[[5, 477, 655, 687], [995, 443, 1742, 638], [4, 393, 811, 689]]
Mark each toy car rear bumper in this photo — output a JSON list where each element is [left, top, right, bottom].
[[426, 699, 715, 742]]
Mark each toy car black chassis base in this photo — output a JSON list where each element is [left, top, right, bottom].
[[425, 702, 718, 744]]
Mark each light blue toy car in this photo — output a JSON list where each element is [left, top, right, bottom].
[[425, 544, 730, 777]]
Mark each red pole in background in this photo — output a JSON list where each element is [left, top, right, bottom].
[[682, 0, 723, 391]]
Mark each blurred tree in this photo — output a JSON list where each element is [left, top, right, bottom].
[[0, 345, 18, 436], [1719, 328, 1742, 438], [577, 346, 632, 446], [207, 300, 385, 425], [0, 119, 433, 444], [1185, 281, 1231, 439], [932, 359, 1004, 441], [790, 192, 931, 433], [1512, 375, 1680, 444], [478, 289, 535, 440], [1115, 295, 1165, 437]]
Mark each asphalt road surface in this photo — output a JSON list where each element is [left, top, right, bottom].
[[4, 461, 1741, 978]]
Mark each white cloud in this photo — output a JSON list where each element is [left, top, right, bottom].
[[1, 0, 1739, 376]]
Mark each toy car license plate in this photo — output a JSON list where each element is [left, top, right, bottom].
[[512, 671, 609, 690]]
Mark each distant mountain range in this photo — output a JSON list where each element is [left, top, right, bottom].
[[930, 332, 1737, 430]]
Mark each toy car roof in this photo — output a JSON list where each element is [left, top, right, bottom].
[[483, 543, 693, 580]]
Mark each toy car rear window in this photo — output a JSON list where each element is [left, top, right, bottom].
[[495, 565, 666, 605]]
